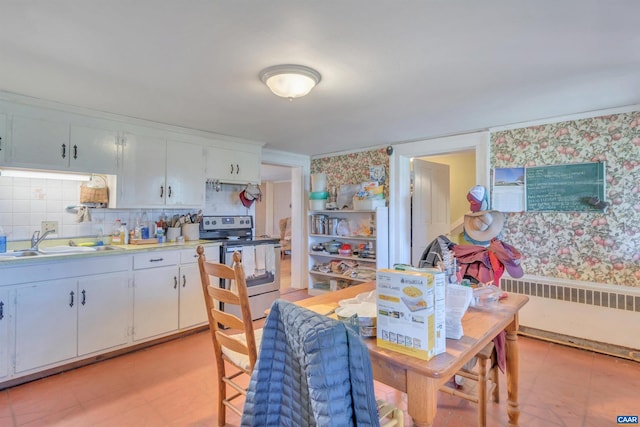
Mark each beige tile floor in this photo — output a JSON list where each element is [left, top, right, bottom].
[[1, 259, 639, 426]]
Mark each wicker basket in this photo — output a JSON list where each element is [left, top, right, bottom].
[[80, 175, 109, 204]]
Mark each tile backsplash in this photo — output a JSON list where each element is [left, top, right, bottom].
[[0, 176, 234, 242]]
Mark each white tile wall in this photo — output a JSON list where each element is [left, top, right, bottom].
[[0, 176, 208, 242]]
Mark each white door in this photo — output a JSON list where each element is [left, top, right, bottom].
[[411, 159, 450, 266], [11, 115, 70, 169], [15, 280, 77, 372], [165, 140, 205, 206], [178, 263, 208, 329], [119, 133, 166, 207], [133, 266, 179, 341], [0, 289, 8, 378], [69, 125, 120, 174], [78, 271, 130, 356]]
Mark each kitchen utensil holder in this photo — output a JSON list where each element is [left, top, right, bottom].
[[181, 224, 199, 241]]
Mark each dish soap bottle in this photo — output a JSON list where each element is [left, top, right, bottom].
[[112, 219, 122, 245]]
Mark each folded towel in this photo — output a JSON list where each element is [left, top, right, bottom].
[[265, 244, 276, 274], [242, 246, 256, 279], [255, 245, 266, 275], [76, 206, 91, 223]]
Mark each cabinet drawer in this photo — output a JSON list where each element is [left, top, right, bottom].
[[179, 245, 220, 264], [133, 251, 179, 270]]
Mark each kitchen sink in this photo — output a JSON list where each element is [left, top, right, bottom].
[[95, 245, 124, 251], [0, 250, 41, 257]]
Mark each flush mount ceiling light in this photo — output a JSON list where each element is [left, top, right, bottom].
[[259, 64, 321, 99]]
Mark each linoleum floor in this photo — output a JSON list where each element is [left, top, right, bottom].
[[1, 259, 639, 426]]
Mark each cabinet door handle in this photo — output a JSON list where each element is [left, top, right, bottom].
[[160, 185, 164, 198], [168, 186, 172, 198], [0, 301, 4, 320], [182, 274, 186, 287], [0, 136, 3, 151], [61, 143, 67, 159], [230, 163, 234, 174], [69, 291, 75, 307], [81, 289, 86, 305], [73, 144, 78, 159], [235, 164, 239, 174], [149, 257, 164, 262], [173, 276, 178, 289]]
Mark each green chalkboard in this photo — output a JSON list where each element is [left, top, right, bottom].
[[525, 162, 606, 212]]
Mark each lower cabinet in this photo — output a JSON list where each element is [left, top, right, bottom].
[[14, 271, 130, 373], [132, 246, 218, 341], [0, 289, 9, 379]]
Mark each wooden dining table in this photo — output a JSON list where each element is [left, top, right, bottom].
[[295, 281, 529, 427]]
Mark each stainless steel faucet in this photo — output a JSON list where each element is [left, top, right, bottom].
[[31, 229, 55, 251]]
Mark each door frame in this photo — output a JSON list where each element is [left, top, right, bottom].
[[261, 148, 310, 290], [389, 131, 490, 265]]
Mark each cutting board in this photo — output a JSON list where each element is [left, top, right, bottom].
[[129, 238, 158, 245]]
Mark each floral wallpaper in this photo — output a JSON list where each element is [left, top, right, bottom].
[[311, 148, 390, 197], [492, 111, 640, 287]]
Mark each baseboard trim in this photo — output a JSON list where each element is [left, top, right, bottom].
[[519, 326, 640, 362]]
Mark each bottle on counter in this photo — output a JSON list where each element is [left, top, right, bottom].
[[112, 219, 122, 245], [0, 226, 6, 253], [140, 212, 150, 239], [121, 222, 129, 245]]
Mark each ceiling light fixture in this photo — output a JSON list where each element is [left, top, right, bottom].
[[259, 64, 321, 99]]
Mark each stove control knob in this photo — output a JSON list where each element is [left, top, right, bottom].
[[204, 220, 210, 226], [212, 220, 217, 225]]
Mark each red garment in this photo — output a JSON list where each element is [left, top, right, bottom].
[[452, 244, 494, 284]]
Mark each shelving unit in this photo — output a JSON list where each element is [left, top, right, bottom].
[[307, 207, 388, 295]]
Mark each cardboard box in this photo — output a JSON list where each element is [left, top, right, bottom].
[[352, 198, 386, 210], [376, 269, 446, 360]]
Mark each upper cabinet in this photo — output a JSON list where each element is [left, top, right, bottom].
[[0, 113, 6, 164], [115, 133, 205, 208], [8, 116, 119, 174], [206, 145, 260, 184]]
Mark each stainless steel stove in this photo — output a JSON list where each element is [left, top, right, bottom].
[[200, 215, 281, 320]]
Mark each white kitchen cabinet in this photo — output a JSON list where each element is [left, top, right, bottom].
[[132, 246, 218, 339], [0, 289, 9, 379], [15, 278, 78, 373], [77, 272, 130, 356], [132, 251, 180, 341], [69, 124, 120, 174], [178, 247, 218, 329], [0, 113, 6, 164], [7, 116, 119, 173], [165, 139, 205, 206], [14, 270, 131, 373], [206, 145, 260, 184], [307, 207, 388, 296], [117, 134, 204, 208], [7, 255, 131, 374], [10, 115, 71, 170]]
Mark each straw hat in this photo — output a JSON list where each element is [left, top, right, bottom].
[[463, 210, 505, 244]]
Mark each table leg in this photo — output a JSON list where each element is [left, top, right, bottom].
[[406, 374, 437, 427], [505, 314, 521, 427]]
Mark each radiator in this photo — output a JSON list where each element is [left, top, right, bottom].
[[500, 276, 640, 360]]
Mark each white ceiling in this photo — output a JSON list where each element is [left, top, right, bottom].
[[1, 1, 639, 157]]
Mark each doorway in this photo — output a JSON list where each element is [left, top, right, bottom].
[[389, 131, 490, 266], [257, 164, 293, 291]]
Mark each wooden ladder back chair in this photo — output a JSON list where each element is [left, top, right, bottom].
[[439, 341, 499, 427], [197, 246, 259, 426]]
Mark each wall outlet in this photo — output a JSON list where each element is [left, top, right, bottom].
[[41, 221, 58, 234]]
